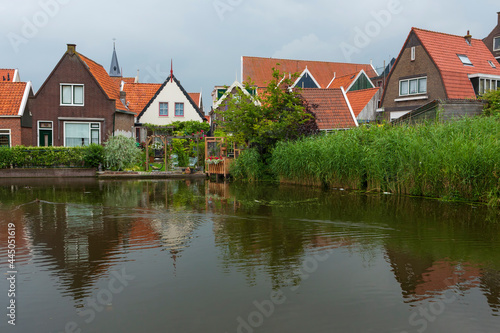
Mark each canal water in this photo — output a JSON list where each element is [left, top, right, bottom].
[[0, 178, 499, 333]]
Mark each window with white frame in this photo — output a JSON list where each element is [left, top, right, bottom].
[[175, 103, 184, 117], [411, 46, 415, 61], [0, 129, 11, 147], [159, 102, 168, 116], [478, 78, 500, 95], [61, 84, 84, 106], [399, 77, 427, 96], [457, 54, 473, 66], [494, 37, 500, 51], [64, 122, 100, 147]]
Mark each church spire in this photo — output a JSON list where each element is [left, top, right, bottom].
[[109, 39, 121, 77]]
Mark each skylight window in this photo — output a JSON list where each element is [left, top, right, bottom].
[[458, 54, 473, 66], [488, 60, 497, 68]]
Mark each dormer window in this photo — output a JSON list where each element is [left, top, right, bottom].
[[494, 37, 500, 51], [61, 84, 84, 106], [458, 54, 473, 66]]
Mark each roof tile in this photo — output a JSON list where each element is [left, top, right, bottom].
[[413, 28, 500, 98], [0, 82, 28, 116], [346, 88, 380, 117], [123, 83, 161, 116], [243, 56, 377, 88], [300, 88, 357, 130]]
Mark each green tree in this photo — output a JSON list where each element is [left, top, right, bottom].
[[215, 66, 318, 153]]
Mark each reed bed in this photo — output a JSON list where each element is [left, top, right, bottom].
[[270, 117, 500, 203]]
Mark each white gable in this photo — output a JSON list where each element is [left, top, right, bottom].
[[138, 79, 203, 125]]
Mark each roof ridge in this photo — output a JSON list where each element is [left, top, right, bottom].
[[243, 55, 371, 67], [412, 27, 483, 41]]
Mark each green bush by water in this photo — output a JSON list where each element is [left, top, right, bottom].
[[0, 146, 91, 168], [270, 117, 500, 203]]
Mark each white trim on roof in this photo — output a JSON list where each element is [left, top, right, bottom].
[[326, 73, 336, 89], [370, 63, 379, 77], [345, 70, 375, 92], [468, 73, 500, 80], [18, 81, 32, 116], [292, 67, 321, 89], [341, 86, 359, 127], [13, 69, 20, 82], [213, 80, 260, 110]]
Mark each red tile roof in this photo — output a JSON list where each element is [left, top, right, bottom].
[[0, 82, 29, 116], [243, 56, 378, 88], [300, 88, 357, 130], [413, 28, 500, 99], [78, 54, 128, 111], [188, 93, 201, 108], [346, 88, 380, 117], [123, 83, 161, 116], [0, 69, 16, 82], [111, 77, 136, 86], [327, 73, 357, 89]]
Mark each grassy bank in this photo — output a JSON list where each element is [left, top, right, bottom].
[[269, 117, 500, 204]]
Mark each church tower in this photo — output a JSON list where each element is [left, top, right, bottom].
[[109, 40, 121, 77]]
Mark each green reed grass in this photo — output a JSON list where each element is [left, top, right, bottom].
[[270, 117, 500, 203]]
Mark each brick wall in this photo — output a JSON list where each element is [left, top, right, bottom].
[[0, 118, 23, 146], [114, 112, 134, 137]]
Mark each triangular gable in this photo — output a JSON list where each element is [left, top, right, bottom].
[[34, 46, 128, 112], [213, 80, 260, 110], [345, 70, 375, 92], [292, 67, 321, 88], [137, 74, 205, 121]]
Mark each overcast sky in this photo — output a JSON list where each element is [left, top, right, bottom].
[[1, 0, 498, 112]]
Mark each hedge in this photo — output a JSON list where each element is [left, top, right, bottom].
[[0, 145, 103, 169]]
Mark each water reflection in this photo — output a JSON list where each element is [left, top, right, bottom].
[[0, 178, 499, 332]]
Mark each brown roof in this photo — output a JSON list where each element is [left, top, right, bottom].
[[78, 54, 128, 111], [301, 88, 357, 130], [412, 28, 500, 99], [243, 56, 378, 88], [0, 82, 29, 116], [123, 83, 161, 116], [346, 88, 380, 117], [188, 93, 201, 108]]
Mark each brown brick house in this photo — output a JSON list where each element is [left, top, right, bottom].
[[0, 70, 33, 147], [29, 44, 135, 147], [483, 12, 500, 63], [381, 28, 500, 121]]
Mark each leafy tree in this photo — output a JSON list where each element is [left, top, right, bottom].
[[215, 67, 318, 154]]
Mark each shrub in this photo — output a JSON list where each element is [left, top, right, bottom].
[[230, 148, 267, 182], [104, 135, 142, 171], [83, 144, 104, 168]]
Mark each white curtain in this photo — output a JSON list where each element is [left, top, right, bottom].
[[65, 123, 89, 147]]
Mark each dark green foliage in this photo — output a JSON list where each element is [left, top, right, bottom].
[[83, 144, 104, 168], [0, 146, 92, 168], [229, 148, 267, 182]]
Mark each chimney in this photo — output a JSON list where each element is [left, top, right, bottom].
[[464, 30, 472, 45], [67, 44, 76, 55], [120, 91, 126, 99], [497, 11, 500, 25], [7, 73, 10, 81]]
